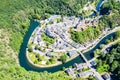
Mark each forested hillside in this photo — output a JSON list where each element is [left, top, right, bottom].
[[96, 42, 120, 80]]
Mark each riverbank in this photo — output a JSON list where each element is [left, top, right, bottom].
[[101, 39, 120, 52]]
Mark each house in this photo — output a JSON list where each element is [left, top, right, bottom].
[[73, 63, 79, 69], [76, 73, 81, 77], [77, 71, 93, 78], [73, 63, 88, 70], [106, 47, 111, 52], [90, 61, 97, 66], [46, 52, 58, 57], [71, 42, 81, 48], [45, 26, 55, 38], [32, 36, 37, 44], [37, 36, 41, 42], [103, 50, 107, 54], [102, 73, 111, 80], [94, 75, 103, 80], [94, 73, 104, 80], [65, 68, 75, 76], [103, 47, 111, 53], [46, 52, 53, 57], [67, 50, 78, 57], [38, 41, 46, 47], [77, 72, 86, 78]]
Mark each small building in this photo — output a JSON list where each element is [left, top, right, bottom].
[[106, 47, 111, 52], [90, 61, 97, 66], [76, 73, 81, 77], [67, 50, 78, 57], [73, 63, 88, 70], [73, 63, 79, 69], [104, 47, 111, 53], [77, 72, 86, 78], [102, 73, 111, 80], [94, 73, 104, 80], [46, 52, 53, 57], [76, 71, 93, 78], [71, 42, 81, 48], [65, 68, 75, 76], [94, 75, 103, 80], [45, 26, 55, 38], [103, 50, 107, 54], [37, 36, 41, 42]]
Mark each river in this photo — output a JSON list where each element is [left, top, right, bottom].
[[19, 20, 115, 72], [90, 0, 104, 17]]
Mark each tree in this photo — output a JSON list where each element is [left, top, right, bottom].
[[32, 14, 41, 19], [99, 52, 106, 59], [94, 49, 101, 57], [57, 18, 62, 23], [60, 54, 68, 64], [35, 45, 42, 51], [41, 33, 55, 46], [35, 45, 39, 50], [108, 55, 114, 64], [118, 71, 120, 80], [117, 46, 120, 53], [110, 61, 119, 72], [36, 54, 42, 61], [28, 46, 33, 52], [105, 39, 110, 44], [44, 13, 51, 19], [34, 59, 38, 64], [49, 57, 56, 64], [115, 30, 120, 39], [97, 59, 102, 67], [21, 21, 29, 29], [87, 75, 96, 80], [46, 60, 51, 65], [99, 44, 105, 49]]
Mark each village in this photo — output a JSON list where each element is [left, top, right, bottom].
[[28, 14, 102, 66]]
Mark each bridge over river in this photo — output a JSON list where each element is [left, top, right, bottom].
[[78, 51, 91, 68], [78, 51, 104, 80]]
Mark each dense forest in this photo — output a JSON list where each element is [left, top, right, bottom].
[[96, 42, 120, 80], [99, 0, 120, 29], [70, 27, 101, 44], [0, 0, 98, 79]]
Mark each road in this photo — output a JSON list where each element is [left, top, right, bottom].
[[102, 39, 120, 52]]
